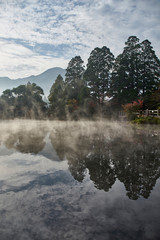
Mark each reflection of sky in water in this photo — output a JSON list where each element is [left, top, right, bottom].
[[0, 144, 16, 156], [0, 121, 160, 240], [38, 134, 60, 161]]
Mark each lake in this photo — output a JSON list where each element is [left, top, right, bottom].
[[0, 120, 160, 240]]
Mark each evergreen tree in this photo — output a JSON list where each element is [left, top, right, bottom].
[[48, 75, 66, 119], [111, 36, 160, 107], [65, 56, 85, 87], [139, 40, 160, 98], [65, 56, 85, 102], [49, 75, 64, 103], [84, 46, 114, 104], [111, 36, 141, 105]]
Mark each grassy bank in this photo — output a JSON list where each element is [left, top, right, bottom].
[[132, 116, 160, 124]]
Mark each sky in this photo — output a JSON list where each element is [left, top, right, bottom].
[[0, 0, 160, 79]]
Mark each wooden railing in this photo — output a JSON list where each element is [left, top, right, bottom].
[[137, 109, 160, 117], [119, 109, 160, 119]]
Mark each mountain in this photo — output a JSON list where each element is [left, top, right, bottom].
[[0, 67, 66, 97]]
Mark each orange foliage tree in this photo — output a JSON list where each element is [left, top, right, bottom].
[[122, 100, 143, 119]]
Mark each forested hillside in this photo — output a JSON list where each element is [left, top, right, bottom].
[[0, 67, 65, 97]]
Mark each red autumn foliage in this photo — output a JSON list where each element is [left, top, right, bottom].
[[122, 99, 143, 113]]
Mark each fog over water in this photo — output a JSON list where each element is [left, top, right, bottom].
[[0, 120, 160, 240]]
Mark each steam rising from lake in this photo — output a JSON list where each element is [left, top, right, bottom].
[[0, 119, 159, 156], [0, 119, 135, 146]]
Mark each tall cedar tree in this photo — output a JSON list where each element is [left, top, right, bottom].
[[111, 36, 160, 106], [111, 36, 141, 105], [48, 74, 66, 119], [84, 46, 114, 104], [65, 56, 85, 103], [139, 40, 160, 98]]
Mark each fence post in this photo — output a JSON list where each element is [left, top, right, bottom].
[[146, 109, 148, 116]]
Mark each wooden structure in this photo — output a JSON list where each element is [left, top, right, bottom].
[[119, 109, 160, 120], [137, 109, 160, 117]]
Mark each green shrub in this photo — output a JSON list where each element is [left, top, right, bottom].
[[132, 116, 160, 124]]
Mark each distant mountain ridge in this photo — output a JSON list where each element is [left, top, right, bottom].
[[0, 67, 66, 97]]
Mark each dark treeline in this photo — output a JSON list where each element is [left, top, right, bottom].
[[0, 36, 160, 120]]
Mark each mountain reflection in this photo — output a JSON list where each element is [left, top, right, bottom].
[[0, 121, 160, 200]]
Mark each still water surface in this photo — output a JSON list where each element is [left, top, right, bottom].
[[0, 120, 160, 240]]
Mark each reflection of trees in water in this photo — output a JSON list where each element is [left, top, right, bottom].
[[84, 134, 116, 192], [67, 135, 91, 182], [1, 121, 160, 200], [4, 128, 46, 154], [111, 133, 160, 200], [52, 129, 160, 200], [49, 129, 70, 161]]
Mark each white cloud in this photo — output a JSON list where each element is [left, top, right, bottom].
[[0, 39, 68, 78], [0, 0, 159, 78]]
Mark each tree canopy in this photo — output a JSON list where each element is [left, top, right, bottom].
[[84, 46, 115, 104], [0, 82, 46, 119], [111, 36, 160, 106]]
